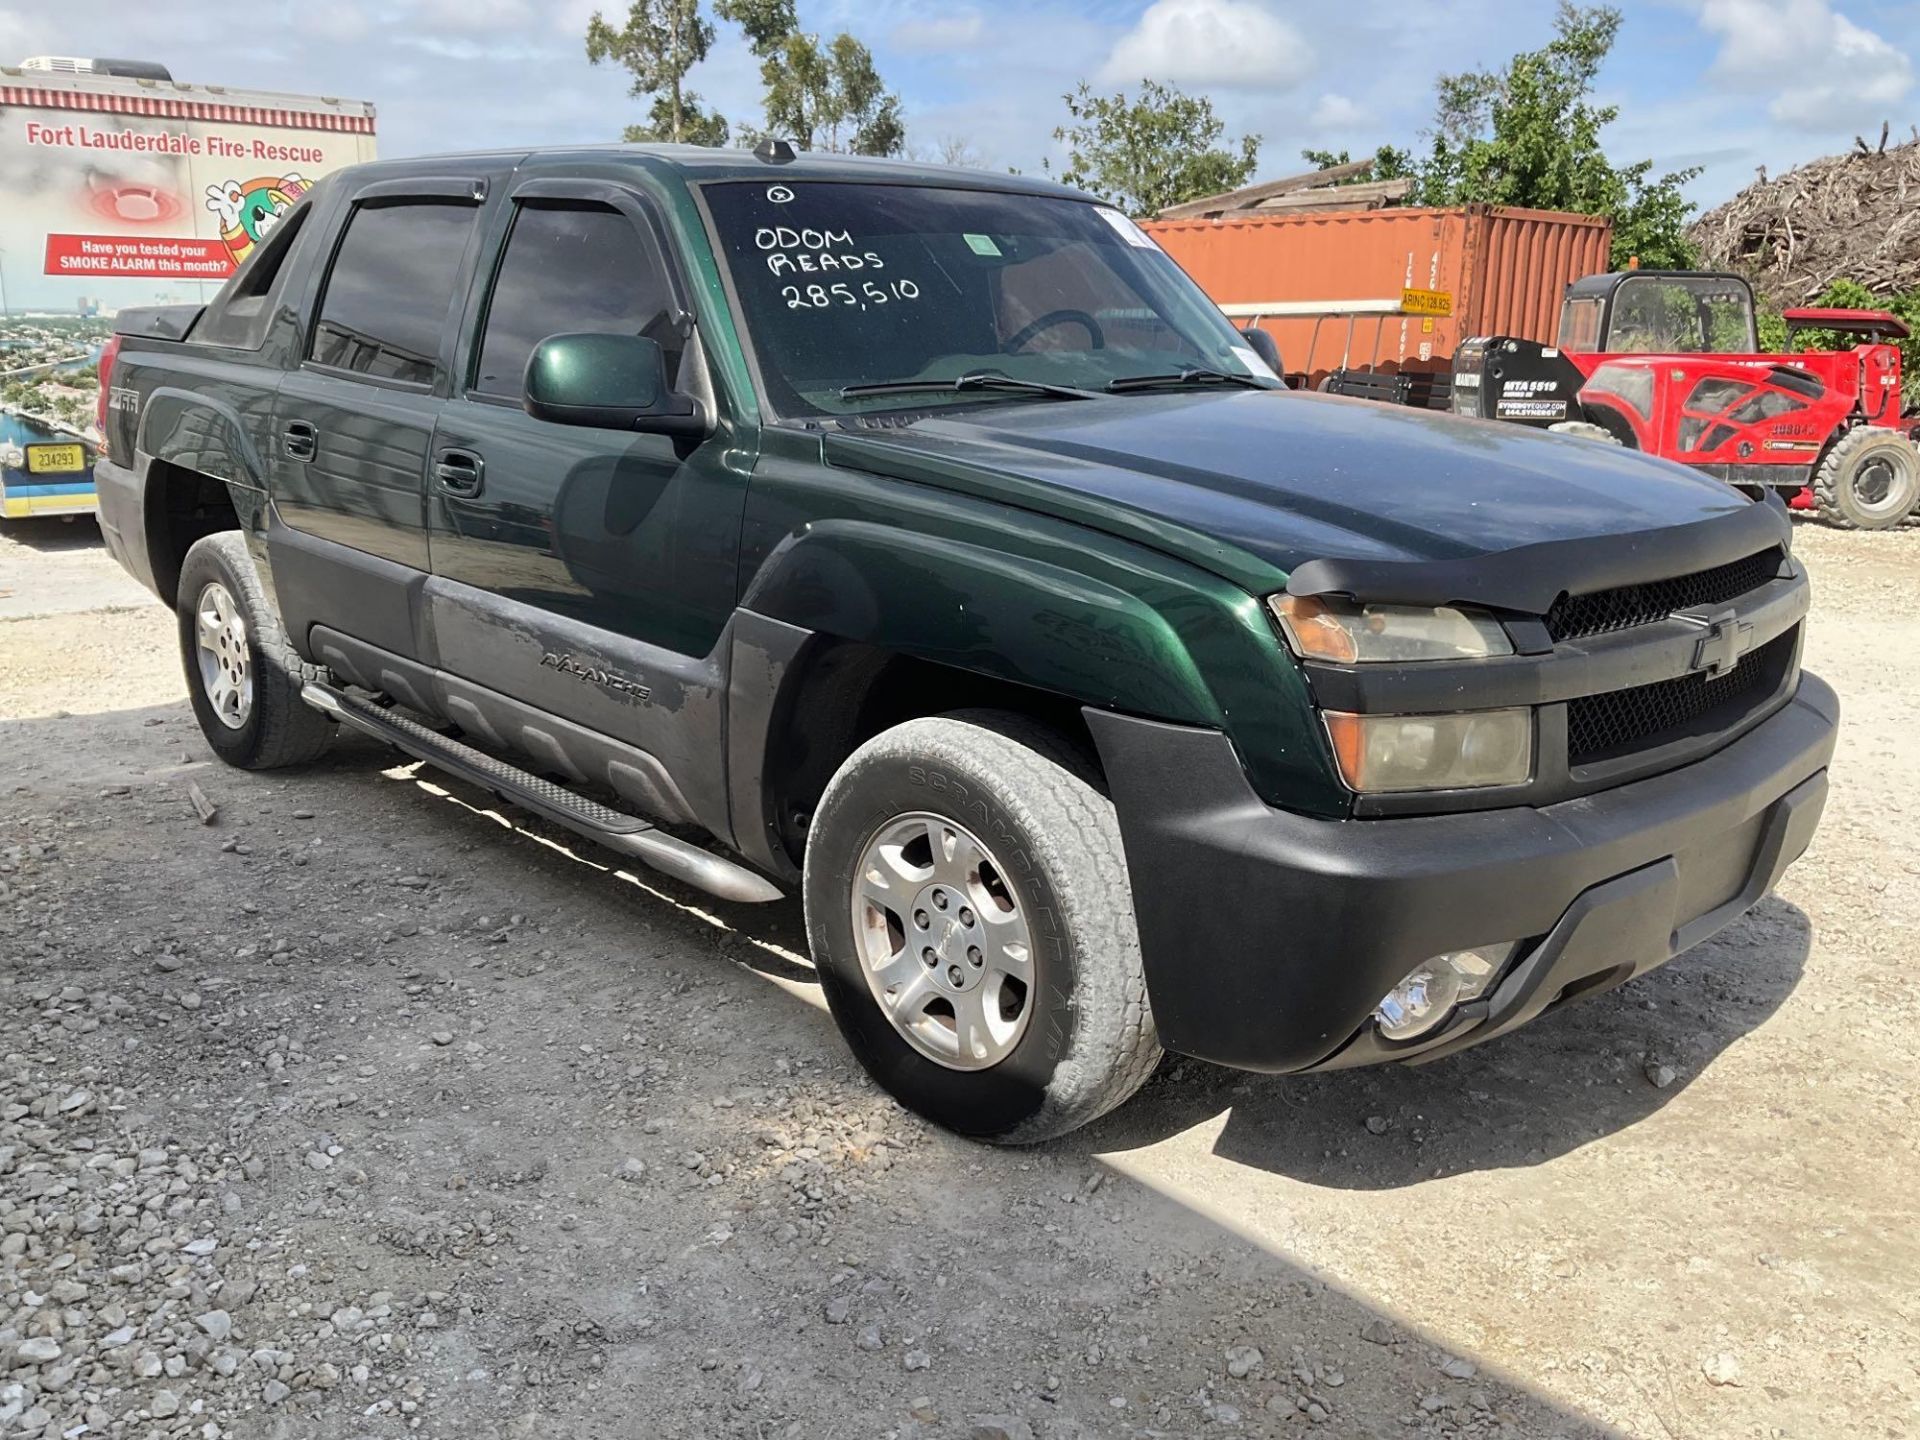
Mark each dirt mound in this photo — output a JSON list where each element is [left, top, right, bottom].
[[1690, 131, 1920, 307]]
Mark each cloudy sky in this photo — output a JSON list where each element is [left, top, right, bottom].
[[1, 0, 1916, 211]]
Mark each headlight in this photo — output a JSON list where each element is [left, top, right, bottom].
[[1269, 594, 1511, 663], [1323, 709, 1532, 792]]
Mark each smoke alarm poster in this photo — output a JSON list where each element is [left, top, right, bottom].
[[0, 80, 376, 309]]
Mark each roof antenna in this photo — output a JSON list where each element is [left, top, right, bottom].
[[754, 136, 797, 165]]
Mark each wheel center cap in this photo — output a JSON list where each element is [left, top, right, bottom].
[[913, 886, 981, 992], [936, 917, 977, 991]]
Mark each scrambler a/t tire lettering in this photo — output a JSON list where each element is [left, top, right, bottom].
[[803, 711, 1160, 1143]]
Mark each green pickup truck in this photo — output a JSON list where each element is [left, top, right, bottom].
[[94, 144, 1838, 1142]]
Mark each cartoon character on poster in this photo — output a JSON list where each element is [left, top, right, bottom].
[[204, 174, 309, 267]]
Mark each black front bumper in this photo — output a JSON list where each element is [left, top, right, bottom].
[[1085, 673, 1838, 1073]]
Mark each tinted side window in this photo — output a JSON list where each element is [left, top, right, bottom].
[[473, 202, 681, 398], [311, 201, 478, 385]]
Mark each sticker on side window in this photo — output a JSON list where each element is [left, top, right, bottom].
[[1094, 206, 1157, 248]]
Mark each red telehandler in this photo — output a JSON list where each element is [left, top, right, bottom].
[[1449, 270, 1920, 529]]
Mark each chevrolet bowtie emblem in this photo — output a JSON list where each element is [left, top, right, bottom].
[[1684, 607, 1753, 679]]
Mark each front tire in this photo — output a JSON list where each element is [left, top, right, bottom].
[[803, 711, 1160, 1143], [176, 532, 333, 769], [1813, 427, 1920, 530]]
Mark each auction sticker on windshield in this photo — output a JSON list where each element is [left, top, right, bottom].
[[1230, 344, 1280, 381], [1095, 207, 1157, 248]]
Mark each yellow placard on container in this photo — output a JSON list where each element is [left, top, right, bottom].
[[25, 443, 87, 474], [1401, 287, 1454, 316]]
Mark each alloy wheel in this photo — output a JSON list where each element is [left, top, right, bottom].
[[849, 811, 1035, 1070], [193, 581, 254, 730]]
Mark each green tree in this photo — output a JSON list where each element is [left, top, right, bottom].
[[1412, 3, 1697, 268], [586, 0, 728, 146], [715, 0, 906, 155], [714, 0, 793, 56], [1050, 80, 1259, 217]]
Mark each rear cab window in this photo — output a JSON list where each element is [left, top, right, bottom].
[[193, 199, 315, 350]]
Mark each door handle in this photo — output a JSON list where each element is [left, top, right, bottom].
[[433, 448, 485, 497], [283, 420, 317, 462]]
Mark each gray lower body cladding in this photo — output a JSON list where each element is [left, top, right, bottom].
[[1086, 673, 1839, 1073]]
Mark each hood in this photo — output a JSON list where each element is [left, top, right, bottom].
[[823, 389, 1780, 607]]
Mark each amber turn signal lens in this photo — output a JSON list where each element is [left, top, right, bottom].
[[1268, 594, 1511, 664], [1269, 595, 1358, 662], [1322, 709, 1533, 793]]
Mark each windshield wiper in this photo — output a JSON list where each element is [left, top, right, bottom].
[[1106, 368, 1274, 393], [838, 371, 1098, 403]]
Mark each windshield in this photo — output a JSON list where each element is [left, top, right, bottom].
[[701, 180, 1277, 416], [1605, 275, 1757, 354]]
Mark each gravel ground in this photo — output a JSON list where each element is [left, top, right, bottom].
[[0, 515, 1916, 1440]]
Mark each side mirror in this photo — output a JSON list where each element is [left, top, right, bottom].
[[523, 332, 707, 437], [1239, 325, 1286, 382]]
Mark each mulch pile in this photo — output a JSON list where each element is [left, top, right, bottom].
[[1689, 130, 1920, 306]]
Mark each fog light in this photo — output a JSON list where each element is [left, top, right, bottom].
[[1373, 943, 1519, 1041]]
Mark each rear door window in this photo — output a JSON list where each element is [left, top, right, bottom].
[[471, 201, 682, 398], [310, 201, 479, 386]]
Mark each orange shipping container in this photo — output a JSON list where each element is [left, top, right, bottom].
[[1142, 204, 1612, 388]]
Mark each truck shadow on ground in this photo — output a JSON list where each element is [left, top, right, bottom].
[[23, 702, 1809, 1207], [1, 708, 1631, 1440], [294, 725, 1814, 1196], [305, 728, 1814, 1195], [1075, 897, 1812, 1189]]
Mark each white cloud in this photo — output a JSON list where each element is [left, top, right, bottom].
[[0, 6, 40, 56], [411, 0, 535, 35], [891, 10, 986, 53], [1700, 0, 1911, 127], [1309, 92, 1366, 131], [1099, 0, 1313, 91], [296, 1, 371, 43]]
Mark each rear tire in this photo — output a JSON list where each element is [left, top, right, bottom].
[[176, 532, 333, 770], [1813, 427, 1920, 530], [1548, 420, 1622, 445], [802, 710, 1161, 1144]]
